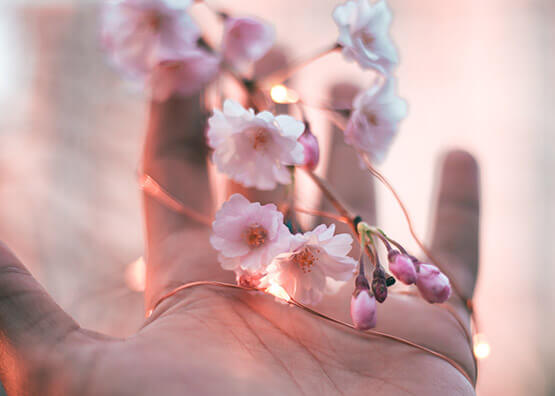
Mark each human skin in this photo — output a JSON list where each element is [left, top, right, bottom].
[[0, 92, 480, 395]]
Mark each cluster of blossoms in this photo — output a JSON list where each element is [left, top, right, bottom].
[[211, 194, 357, 305], [102, 0, 449, 330], [101, 0, 407, 164], [101, 0, 274, 100]]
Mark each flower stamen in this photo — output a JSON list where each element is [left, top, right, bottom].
[[292, 246, 320, 273], [244, 224, 267, 248], [367, 112, 379, 126], [145, 12, 163, 31], [361, 31, 375, 47], [250, 128, 269, 150]]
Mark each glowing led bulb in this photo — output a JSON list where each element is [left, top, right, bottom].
[[270, 84, 299, 104], [266, 282, 291, 302], [473, 333, 490, 360], [125, 256, 146, 292]]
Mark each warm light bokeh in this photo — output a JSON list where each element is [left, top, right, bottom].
[[473, 334, 491, 361], [265, 282, 291, 302], [270, 84, 300, 104], [125, 256, 146, 292]]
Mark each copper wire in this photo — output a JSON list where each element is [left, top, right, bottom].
[[147, 280, 474, 386]]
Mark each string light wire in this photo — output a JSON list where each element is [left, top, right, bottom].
[[147, 280, 474, 385]]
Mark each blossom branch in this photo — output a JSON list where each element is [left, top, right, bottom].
[[304, 169, 355, 228], [293, 206, 350, 223], [304, 169, 386, 276], [258, 43, 341, 86]]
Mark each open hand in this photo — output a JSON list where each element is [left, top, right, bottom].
[[0, 90, 480, 395]]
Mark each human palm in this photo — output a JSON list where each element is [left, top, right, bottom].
[[0, 94, 479, 395]]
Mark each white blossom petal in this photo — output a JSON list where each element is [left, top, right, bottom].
[[261, 224, 356, 305], [275, 115, 305, 139], [210, 194, 293, 274], [333, 0, 398, 74], [344, 77, 407, 164]]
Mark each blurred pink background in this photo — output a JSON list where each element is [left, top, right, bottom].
[[0, 1, 553, 395]]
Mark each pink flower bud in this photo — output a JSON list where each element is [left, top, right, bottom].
[[388, 251, 417, 285], [416, 264, 451, 303], [222, 17, 275, 69], [298, 129, 320, 170], [350, 289, 377, 330]]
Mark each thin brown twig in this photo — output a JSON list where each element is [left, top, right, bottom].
[[294, 206, 350, 223], [304, 170, 354, 226], [259, 43, 341, 86], [304, 169, 380, 268]]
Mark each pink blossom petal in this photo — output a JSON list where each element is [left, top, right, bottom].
[[222, 17, 275, 69], [207, 101, 305, 190], [388, 252, 417, 285], [351, 290, 377, 330], [416, 264, 452, 303], [322, 233, 353, 256], [211, 194, 292, 274]]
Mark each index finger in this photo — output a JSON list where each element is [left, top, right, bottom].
[[142, 94, 223, 308]]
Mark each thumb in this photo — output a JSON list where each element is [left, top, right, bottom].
[[0, 242, 79, 352]]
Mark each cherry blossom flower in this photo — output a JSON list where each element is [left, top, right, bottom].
[[207, 99, 305, 190], [388, 251, 417, 285], [344, 78, 407, 164], [333, 0, 398, 74], [222, 17, 275, 70], [262, 224, 357, 305], [416, 264, 452, 303], [101, 0, 199, 78], [150, 49, 220, 101], [210, 194, 292, 275]]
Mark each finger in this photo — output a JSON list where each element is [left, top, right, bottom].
[[323, 82, 376, 229], [143, 94, 211, 240], [0, 242, 79, 352], [430, 150, 480, 301], [143, 94, 229, 308]]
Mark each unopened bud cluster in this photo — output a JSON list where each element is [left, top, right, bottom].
[[350, 224, 452, 330]]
